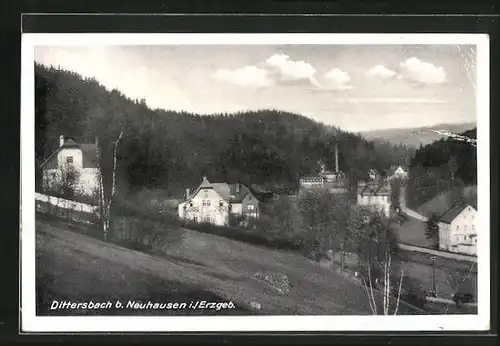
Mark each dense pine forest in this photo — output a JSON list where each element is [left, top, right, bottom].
[[35, 63, 414, 197], [406, 127, 477, 208]]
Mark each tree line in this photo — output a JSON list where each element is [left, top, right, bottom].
[[35, 63, 415, 197], [406, 128, 477, 209]]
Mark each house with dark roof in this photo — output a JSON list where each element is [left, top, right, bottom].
[[40, 135, 99, 197], [438, 202, 477, 256], [178, 177, 260, 226], [356, 181, 392, 218]]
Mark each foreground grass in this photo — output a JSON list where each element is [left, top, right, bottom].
[[35, 218, 424, 316]]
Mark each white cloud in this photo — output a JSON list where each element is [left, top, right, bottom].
[[323, 68, 353, 90], [366, 64, 397, 79], [265, 54, 321, 87], [399, 57, 446, 84], [213, 65, 273, 88]]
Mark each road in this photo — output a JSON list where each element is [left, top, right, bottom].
[[399, 186, 428, 221]]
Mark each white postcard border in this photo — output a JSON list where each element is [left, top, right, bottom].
[[21, 33, 490, 332]]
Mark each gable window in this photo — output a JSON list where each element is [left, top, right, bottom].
[[66, 156, 74, 164], [189, 202, 193, 207], [202, 200, 206, 206], [247, 204, 255, 210], [206, 200, 211, 206], [219, 201, 224, 207]]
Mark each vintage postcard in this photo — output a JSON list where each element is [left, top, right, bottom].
[[21, 33, 490, 332]]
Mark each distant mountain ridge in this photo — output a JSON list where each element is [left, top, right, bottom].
[[360, 122, 476, 148]]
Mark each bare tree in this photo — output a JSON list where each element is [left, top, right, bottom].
[[96, 131, 123, 241], [360, 213, 405, 315]]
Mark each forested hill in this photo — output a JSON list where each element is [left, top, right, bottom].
[[35, 64, 414, 196], [360, 122, 477, 148], [406, 127, 477, 208]]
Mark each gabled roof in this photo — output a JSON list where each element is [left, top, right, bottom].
[[358, 181, 391, 196], [438, 202, 475, 224], [40, 138, 98, 169], [184, 178, 255, 204], [228, 184, 252, 203]]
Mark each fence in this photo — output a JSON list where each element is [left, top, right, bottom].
[[398, 243, 477, 263], [35, 192, 100, 225]]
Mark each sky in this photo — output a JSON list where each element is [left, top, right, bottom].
[[34, 44, 477, 132]]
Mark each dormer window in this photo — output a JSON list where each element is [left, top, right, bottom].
[[66, 156, 74, 165]]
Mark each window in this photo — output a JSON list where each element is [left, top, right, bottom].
[[204, 215, 211, 223], [472, 224, 475, 230], [247, 204, 255, 210], [202, 200, 206, 206], [66, 156, 74, 164], [464, 236, 467, 241], [189, 202, 193, 207], [193, 216, 198, 222], [456, 225, 460, 231], [206, 200, 211, 207], [219, 201, 224, 207]]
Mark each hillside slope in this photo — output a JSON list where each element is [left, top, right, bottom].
[[361, 123, 476, 148], [35, 64, 414, 195], [36, 219, 423, 316]]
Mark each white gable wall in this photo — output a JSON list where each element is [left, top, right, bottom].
[[179, 187, 230, 226]]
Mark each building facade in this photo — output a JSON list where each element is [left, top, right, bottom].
[[299, 144, 349, 193], [438, 203, 477, 256], [178, 177, 260, 226], [356, 181, 391, 218], [40, 135, 99, 197]]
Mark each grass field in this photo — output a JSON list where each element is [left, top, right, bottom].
[[395, 216, 434, 248], [35, 219, 424, 316]]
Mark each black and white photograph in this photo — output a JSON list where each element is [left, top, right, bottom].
[[21, 33, 490, 332]]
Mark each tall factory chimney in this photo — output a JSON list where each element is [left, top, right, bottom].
[[335, 143, 339, 173]]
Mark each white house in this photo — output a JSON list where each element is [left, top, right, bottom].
[[178, 177, 260, 226], [385, 165, 408, 180], [40, 135, 99, 197], [438, 203, 477, 256], [356, 181, 391, 218]]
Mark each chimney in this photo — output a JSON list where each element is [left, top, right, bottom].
[[59, 135, 64, 147], [236, 183, 240, 193], [186, 188, 190, 199], [335, 144, 339, 173]]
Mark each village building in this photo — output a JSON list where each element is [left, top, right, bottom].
[[438, 202, 477, 256], [384, 165, 408, 180], [299, 144, 349, 193], [178, 177, 260, 226], [40, 135, 99, 197], [356, 181, 392, 218]]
